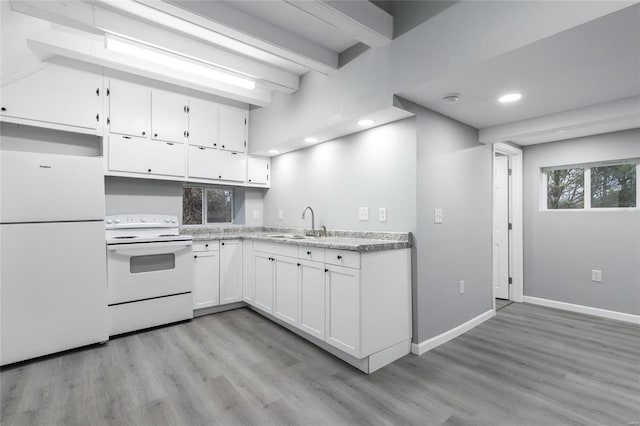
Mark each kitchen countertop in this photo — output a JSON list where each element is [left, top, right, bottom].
[[181, 226, 411, 253]]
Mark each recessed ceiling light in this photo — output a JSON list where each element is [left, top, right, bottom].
[[441, 93, 460, 104], [358, 119, 375, 126], [268, 149, 279, 154], [304, 137, 318, 143], [498, 93, 522, 103]]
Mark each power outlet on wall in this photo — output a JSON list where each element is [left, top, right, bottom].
[[379, 207, 387, 222], [278, 209, 283, 220], [252, 210, 260, 220], [359, 207, 369, 221], [434, 208, 444, 224], [591, 269, 602, 283], [459, 280, 465, 295]]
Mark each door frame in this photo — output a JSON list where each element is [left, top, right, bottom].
[[492, 142, 524, 310]]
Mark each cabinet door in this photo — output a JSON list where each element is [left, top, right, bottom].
[[148, 141, 186, 177], [299, 260, 325, 340], [220, 240, 243, 304], [193, 251, 220, 309], [247, 157, 270, 185], [151, 90, 188, 143], [273, 256, 299, 327], [326, 265, 361, 358], [242, 240, 254, 304], [189, 98, 218, 148], [109, 79, 149, 138], [219, 151, 247, 182], [253, 252, 274, 314], [187, 146, 222, 180], [0, 64, 100, 130], [218, 107, 247, 153], [109, 135, 151, 174]]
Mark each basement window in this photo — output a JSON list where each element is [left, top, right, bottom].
[[543, 160, 638, 210], [183, 187, 233, 224]]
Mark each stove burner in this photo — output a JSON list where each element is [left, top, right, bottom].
[[112, 236, 136, 239]]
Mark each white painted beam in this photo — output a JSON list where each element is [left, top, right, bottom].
[[286, 0, 393, 48], [27, 30, 272, 106], [479, 96, 640, 145], [130, 0, 339, 75]]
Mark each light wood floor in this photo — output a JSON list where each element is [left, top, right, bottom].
[[2, 302, 639, 426]]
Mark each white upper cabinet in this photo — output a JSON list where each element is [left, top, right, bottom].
[[218, 107, 247, 153], [219, 152, 247, 182], [188, 98, 218, 148], [108, 79, 149, 138], [1, 64, 101, 132], [109, 136, 185, 177], [247, 157, 270, 185], [151, 90, 188, 144]]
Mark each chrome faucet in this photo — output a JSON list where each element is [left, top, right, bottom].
[[301, 206, 315, 235]]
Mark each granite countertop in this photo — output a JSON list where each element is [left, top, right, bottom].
[[181, 226, 411, 253]]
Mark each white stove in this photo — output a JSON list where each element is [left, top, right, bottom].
[[105, 214, 193, 336]]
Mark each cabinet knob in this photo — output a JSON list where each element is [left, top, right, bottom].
[[148, 169, 152, 172], [324, 268, 329, 273], [297, 263, 301, 267], [307, 251, 311, 255], [154, 133, 158, 137], [205, 244, 209, 247], [337, 255, 342, 260], [213, 143, 217, 147], [221, 242, 225, 246], [194, 255, 198, 258], [248, 179, 252, 182], [1, 107, 6, 111], [222, 145, 225, 148], [218, 175, 222, 179], [142, 131, 146, 136]]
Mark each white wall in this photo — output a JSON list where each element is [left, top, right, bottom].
[[523, 129, 640, 315], [263, 118, 416, 232]]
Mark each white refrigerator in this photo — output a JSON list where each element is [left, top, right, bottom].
[[0, 150, 108, 365]]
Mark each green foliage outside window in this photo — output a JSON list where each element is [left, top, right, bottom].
[[183, 187, 233, 224]]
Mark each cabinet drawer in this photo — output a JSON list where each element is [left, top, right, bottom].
[[193, 241, 220, 252], [298, 246, 325, 263], [253, 241, 298, 258], [325, 249, 360, 269]]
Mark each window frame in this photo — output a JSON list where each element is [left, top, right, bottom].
[[182, 185, 234, 225], [541, 159, 639, 212]]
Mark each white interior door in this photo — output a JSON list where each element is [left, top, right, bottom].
[[493, 155, 510, 300]]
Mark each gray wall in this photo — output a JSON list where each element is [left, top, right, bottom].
[[263, 118, 417, 232], [105, 177, 184, 220], [404, 100, 493, 342], [523, 129, 640, 315]]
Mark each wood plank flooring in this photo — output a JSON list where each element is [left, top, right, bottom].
[[2, 302, 639, 426]]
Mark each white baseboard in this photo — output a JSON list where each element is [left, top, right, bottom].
[[523, 296, 640, 325], [411, 309, 494, 356]]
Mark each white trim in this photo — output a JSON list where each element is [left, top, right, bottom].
[[411, 309, 494, 355], [523, 296, 640, 325]]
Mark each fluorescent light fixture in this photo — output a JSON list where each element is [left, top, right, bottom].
[[498, 93, 522, 103], [304, 137, 318, 143], [268, 149, 280, 154], [358, 119, 375, 126], [106, 37, 255, 90]]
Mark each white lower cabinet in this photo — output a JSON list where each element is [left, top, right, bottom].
[[253, 252, 274, 314], [299, 259, 326, 340], [273, 256, 299, 327], [193, 250, 220, 309], [325, 265, 361, 357], [220, 240, 243, 304]]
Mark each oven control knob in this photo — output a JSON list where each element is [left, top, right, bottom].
[[106, 219, 113, 224], [114, 218, 121, 224], [171, 218, 176, 223], [141, 218, 147, 223], [164, 218, 170, 223]]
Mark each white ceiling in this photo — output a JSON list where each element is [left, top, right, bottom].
[[397, 4, 640, 129]]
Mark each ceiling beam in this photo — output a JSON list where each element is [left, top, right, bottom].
[[27, 30, 272, 106], [10, 0, 300, 93], [132, 0, 339, 75], [286, 0, 393, 48]]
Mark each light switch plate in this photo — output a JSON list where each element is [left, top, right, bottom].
[[278, 209, 283, 220], [379, 207, 387, 222], [252, 210, 260, 220], [434, 208, 444, 224], [459, 280, 465, 294], [591, 269, 602, 282], [359, 207, 369, 221]]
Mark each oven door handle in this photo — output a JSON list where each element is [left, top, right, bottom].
[[108, 241, 192, 256]]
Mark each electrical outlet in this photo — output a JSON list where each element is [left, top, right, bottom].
[[278, 209, 283, 220], [379, 207, 387, 222], [252, 210, 260, 220], [434, 208, 444, 224], [359, 207, 369, 221], [459, 280, 465, 294], [591, 270, 602, 283]]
